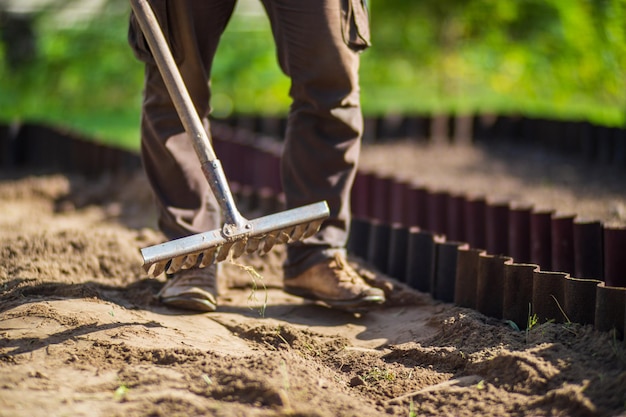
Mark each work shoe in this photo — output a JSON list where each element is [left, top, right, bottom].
[[283, 253, 386, 311], [158, 265, 218, 312]]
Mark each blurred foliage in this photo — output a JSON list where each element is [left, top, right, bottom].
[[0, 0, 625, 148], [364, 0, 626, 123]]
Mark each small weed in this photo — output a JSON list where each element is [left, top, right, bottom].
[[229, 259, 268, 317], [363, 367, 395, 383], [114, 383, 130, 401], [202, 374, 213, 386], [609, 329, 626, 366], [302, 341, 322, 357], [409, 400, 418, 417], [504, 320, 520, 332], [550, 294, 571, 324], [274, 326, 291, 350], [475, 379, 486, 390], [525, 303, 538, 343]]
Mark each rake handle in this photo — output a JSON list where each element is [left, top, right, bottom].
[[129, 0, 249, 232]]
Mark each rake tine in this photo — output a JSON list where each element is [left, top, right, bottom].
[[199, 247, 218, 268], [216, 240, 236, 263], [261, 231, 279, 255], [303, 219, 323, 238], [230, 237, 248, 259], [245, 236, 263, 254], [167, 255, 186, 274], [148, 259, 169, 277], [276, 229, 291, 245], [289, 223, 307, 242], [182, 253, 200, 270]]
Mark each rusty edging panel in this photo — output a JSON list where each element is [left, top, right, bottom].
[[613, 128, 626, 168], [503, 263, 539, 330], [221, 140, 247, 185], [351, 171, 374, 220], [530, 209, 554, 271], [604, 226, 626, 288], [476, 253, 513, 319], [0, 123, 12, 167], [255, 188, 282, 216], [564, 276, 601, 326], [426, 189, 448, 236], [347, 217, 371, 260], [464, 195, 487, 250], [387, 223, 410, 282], [595, 125, 615, 165], [551, 213, 576, 275], [508, 203, 533, 264], [389, 180, 409, 225], [366, 220, 392, 274], [233, 183, 261, 212], [595, 283, 626, 340], [252, 147, 280, 193], [231, 128, 258, 186], [433, 241, 469, 303], [486, 199, 510, 256], [405, 183, 429, 228], [446, 193, 466, 242], [371, 175, 394, 224], [454, 247, 485, 309], [573, 219, 604, 280], [256, 115, 286, 138], [405, 227, 441, 293], [532, 270, 568, 324]]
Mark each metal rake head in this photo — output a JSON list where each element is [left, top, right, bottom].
[[140, 201, 329, 277]]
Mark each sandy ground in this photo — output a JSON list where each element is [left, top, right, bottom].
[[1, 140, 626, 417]]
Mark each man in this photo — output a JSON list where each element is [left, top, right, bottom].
[[128, 0, 385, 313]]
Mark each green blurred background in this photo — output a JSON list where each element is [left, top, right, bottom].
[[1, 0, 625, 150]]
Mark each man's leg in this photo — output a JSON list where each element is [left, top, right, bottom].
[[261, 0, 385, 310], [129, 0, 237, 311], [134, 0, 236, 240]]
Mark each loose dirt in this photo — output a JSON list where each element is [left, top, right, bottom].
[[1, 140, 626, 417]]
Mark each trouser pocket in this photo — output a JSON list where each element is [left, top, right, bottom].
[[128, 0, 183, 64], [341, 0, 371, 52]]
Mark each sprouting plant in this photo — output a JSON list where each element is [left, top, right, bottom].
[[363, 367, 395, 383], [202, 374, 213, 386], [114, 383, 130, 401], [609, 328, 626, 366], [526, 303, 538, 343], [409, 400, 417, 417], [550, 294, 571, 324], [505, 320, 520, 332], [229, 259, 268, 317], [274, 326, 291, 350]]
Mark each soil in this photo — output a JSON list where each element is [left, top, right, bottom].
[[1, 139, 626, 417]]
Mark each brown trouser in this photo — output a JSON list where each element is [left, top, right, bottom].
[[128, 0, 370, 278]]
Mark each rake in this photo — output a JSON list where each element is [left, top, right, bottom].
[[130, 0, 330, 277]]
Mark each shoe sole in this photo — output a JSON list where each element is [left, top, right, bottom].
[[283, 286, 385, 311], [160, 296, 217, 313]]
